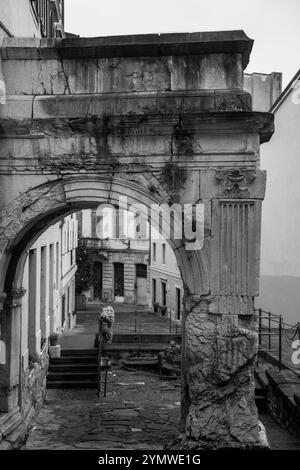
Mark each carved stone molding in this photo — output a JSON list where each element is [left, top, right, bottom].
[[3, 287, 26, 308], [216, 169, 256, 198]]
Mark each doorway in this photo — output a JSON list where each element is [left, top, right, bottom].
[[93, 261, 103, 300], [136, 263, 147, 305], [114, 262, 124, 301], [161, 280, 167, 309]]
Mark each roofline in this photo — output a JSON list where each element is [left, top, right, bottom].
[[270, 68, 300, 113]]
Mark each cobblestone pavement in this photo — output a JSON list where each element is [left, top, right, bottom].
[[23, 365, 300, 450], [23, 367, 181, 450]]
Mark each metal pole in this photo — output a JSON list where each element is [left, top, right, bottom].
[[279, 315, 282, 372], [258, 308, 262, 346], [104, 358, 108, 398], [97, 316, 101, 398], [268, 311, 271, 350]]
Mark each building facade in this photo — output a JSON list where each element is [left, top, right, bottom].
[[258, 70, 300, 324], [149, 227, 183, 320], [0, 0, 70, 444], [244, 72, 282, 112], [77, 209, 150, 305], [0, 0, 65, 39], [20, 214, 78, 368], [243, 69, 300, 324]]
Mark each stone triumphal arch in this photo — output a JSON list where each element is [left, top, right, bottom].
[[0, 31, 273, 448]]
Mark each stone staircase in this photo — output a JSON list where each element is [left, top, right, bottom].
[[47, 349, 99, 389], [102, 333, 181, 358]]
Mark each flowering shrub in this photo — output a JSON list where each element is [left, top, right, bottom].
[[100, 306, 115, 325], [100, 305, 115, 344]]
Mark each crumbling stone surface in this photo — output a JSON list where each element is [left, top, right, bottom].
[[158, 343, 182, 376], [182, 298, 259, 449], [21, 345, 49, 418]]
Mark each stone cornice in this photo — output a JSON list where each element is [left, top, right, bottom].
[[0, 30, 253, 68], [0, 111, 274, 143]]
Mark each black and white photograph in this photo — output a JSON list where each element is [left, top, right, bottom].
[[0, 0, 299, 464]]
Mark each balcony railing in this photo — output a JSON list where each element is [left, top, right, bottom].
[[79, 238, 103, 249], [78, 237, 148, 251]]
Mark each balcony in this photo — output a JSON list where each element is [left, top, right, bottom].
[[78, 237, 149, 252]]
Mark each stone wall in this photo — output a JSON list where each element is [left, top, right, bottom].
[[0, 343, 49, 449], [266, 369, 300, 437], [21, 343, 49, 419]]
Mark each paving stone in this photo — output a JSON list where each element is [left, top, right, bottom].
[[22, 365, 300, 450]]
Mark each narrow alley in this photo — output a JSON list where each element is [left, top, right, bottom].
[[22, 303, 300, 451]]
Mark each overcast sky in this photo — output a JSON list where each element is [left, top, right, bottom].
[[65, 0, 300, 87]]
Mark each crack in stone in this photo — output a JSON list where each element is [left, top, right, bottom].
[[59, 58, 71, 94]]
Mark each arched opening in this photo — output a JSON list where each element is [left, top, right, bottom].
[[0, 175, 208, 447]]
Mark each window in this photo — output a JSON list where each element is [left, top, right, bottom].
[[55, 242, 59, 287], [136, 264, 147, 278], [162, 243, 166, 264], [91, 209, 97, 238], [28, 249, 37, 353], [161, 280, 167, 306], [40, 247, 47, 336], [152, 242, 156, 262], [152, 278, 156, 302], [114, 263, 124, 297]]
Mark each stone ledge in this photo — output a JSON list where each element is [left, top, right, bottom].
[[266, 369, 300, 437], [266, 369, 300, 405], [0, 406, 22, 439], [0, 109, 274, 144], [0, 407, 35, 450], [0, 30, 253, 67]]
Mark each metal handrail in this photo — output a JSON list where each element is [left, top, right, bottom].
[[256, 308, 300, 371], [257, 308, 283, 370], [97, 315, 103, 398]]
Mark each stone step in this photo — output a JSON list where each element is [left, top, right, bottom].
[[0, 407, 22, 439], [112, 334, 181, 343], [121, 357, 158, 369], [48, 371, 98, 381], [61, 349, 97, 357], [103, 343, 169, 352], [49, 363, 98, 372], [46, 380, 98, 389], [50, 356, 98, 364]]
